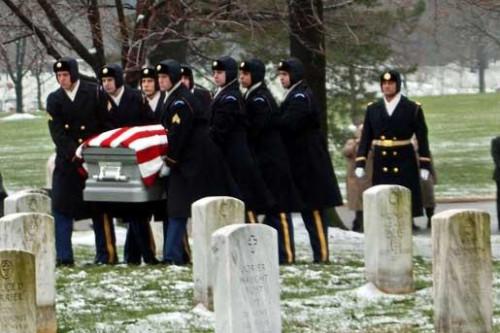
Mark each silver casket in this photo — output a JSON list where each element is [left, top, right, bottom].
[[83, 147, 166, 202]]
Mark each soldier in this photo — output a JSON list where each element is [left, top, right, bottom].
[[342, 124, 372, 232], [491, 136, 500, 230], [239, 58, 302, 264], [140, 66, 165, 124], [277, 57, 343, 263], [156, 59, 238, 265], [99, 64, 158, 265], [180, 64, 212, 108], [412, 138, 437, 229], [46, 57, 106, 266], [355, 70, 431, 226], [0, 173, 7, 217], [210, 56, 274, 222]]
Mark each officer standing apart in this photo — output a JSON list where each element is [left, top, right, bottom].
[[47, 57, 106, 266], [277, 58, 343, 263], [157, 59, 238, 265], [99, 64, 157, 264], [355, 70, 431, 225], [210, 56, 274, 223], [239, 58, 302, 264]]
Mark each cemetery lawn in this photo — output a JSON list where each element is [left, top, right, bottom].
[[1, 92, 499, 198], [57, 240, 500, 332]]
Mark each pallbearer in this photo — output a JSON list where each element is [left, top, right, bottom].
[[239, 58, 302, 264]]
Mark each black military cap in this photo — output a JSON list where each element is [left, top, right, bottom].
[[180, 64, 194, 89], [140, 66, 159, 91], [380, 70, 401, 93], [99, 64, 124, 88], [156, 59, 181, 84], [239, 58, 265, 85], [212, 56, 237, 83], [53, 57, 79, 83], [278, 57, 304, 85]]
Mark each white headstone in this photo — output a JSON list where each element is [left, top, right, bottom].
[[4, 190, 51, 216], [0, 213, 56, 333], [192, 196, 244, 309], [433, 209, 492, 333], [0, 249, 36, 333], [45, 153, 55, 190], [363, 185, 413, 293], [211, 224, 281, 333]]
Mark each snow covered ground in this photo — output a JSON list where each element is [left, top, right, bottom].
[[59, 209, 500, 332]]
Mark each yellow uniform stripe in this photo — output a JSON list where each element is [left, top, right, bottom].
[[102, 213, 116, 264], [247, 211, 257, 224], [313, 210, 328, 262], [280, 213, 293, 264]]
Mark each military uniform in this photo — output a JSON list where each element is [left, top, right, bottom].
[[356, 95, 431, 217], [210, 56, 274, 221], [180, 64, 212, 119], [491, 136, 500, 229], [277, 58, 343, 263], [240, 59, 302, 264], [98, 64, 158, 265], [159, 59, 238, 264], [47, 57, 106, 265]]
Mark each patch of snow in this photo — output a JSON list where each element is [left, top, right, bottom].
[[1, 113, 38, 121]]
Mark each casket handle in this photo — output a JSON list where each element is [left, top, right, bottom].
[[93, 174, 129, 182]]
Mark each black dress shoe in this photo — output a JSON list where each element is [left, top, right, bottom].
[[56, 259, 74, 267]]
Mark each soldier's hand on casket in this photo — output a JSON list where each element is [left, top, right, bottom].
[[355, 167, 365, 178], [420, 168, 430, 181]]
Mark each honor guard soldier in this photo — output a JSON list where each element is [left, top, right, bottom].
[[239, 58, 302, 264], [210, 56, 274, 222], [47, 57, 107, 266], [156, 59, 238, 265], [99, 64, 158, 264], [277, 58, 343, 263], [180, 64, 212, 110], [141, 66, 166, 124], [355, 70, 431, 223]]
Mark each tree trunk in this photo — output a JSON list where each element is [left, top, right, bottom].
[[14, 39, 26, 114], [289, 0, 327, 139], [477, 42, 487, 93]]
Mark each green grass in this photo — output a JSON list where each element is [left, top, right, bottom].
[[2, 93, 498, 198]]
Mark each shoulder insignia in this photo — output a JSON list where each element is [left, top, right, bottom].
[[173, 100, 185, 107], [253, 97, 265, 103], [415, 101, 422, 106], [172, 113, 181, 125], [224, 95, 237, 102], [366, 101, 374, 107], [293, 93, 306, 99]]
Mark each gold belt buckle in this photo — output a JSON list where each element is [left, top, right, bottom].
[[382, 139, 393, 147]]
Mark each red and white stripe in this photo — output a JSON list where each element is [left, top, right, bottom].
[[76, 125, 169, 186]]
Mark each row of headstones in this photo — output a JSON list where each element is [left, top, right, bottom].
[[0, 190, 55, 333], [192, 188, 494, 333], [0, 186, 492, 332], [365, 185, 492, 332]]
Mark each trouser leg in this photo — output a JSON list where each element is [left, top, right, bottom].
[[164, 217, 190, 265], [301, 209, 329, 263], [263, 213, 295, 264], [53, 210, 74, 265], [92, 213, 118, 264]]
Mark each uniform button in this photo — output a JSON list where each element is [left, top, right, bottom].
[[393, 167, 399, 173], [64, 124, 69, 129], [382, 151, 387, 156], [78, 138, 83, 144], [393, 151, 398, 156], [80, 125, 86, 130], [383, 167, 388, 172], [380, 135, 386, 140]]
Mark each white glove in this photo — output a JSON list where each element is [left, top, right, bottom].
[[355, 167, 365, 178], [420, 169, 430, 181]]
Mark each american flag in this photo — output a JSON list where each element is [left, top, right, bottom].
[[76, 125, 169, 186]]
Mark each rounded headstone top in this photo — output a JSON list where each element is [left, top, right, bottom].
[[364, 185, 410, 196]]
